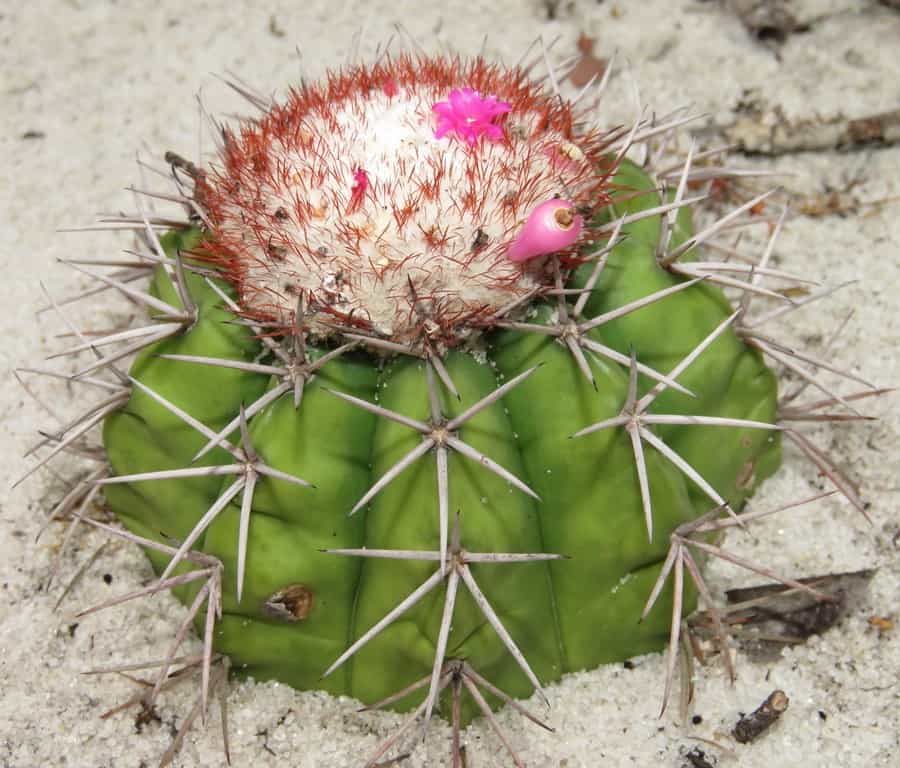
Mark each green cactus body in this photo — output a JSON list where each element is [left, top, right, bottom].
[[102, 151, 780, 719]]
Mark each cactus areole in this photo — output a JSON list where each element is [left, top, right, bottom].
[[101, 55, 783, 727]]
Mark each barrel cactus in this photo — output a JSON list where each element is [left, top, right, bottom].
[[26, 52, 877, 766]]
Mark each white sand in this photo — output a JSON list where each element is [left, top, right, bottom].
[[1, 1, 898, 766]]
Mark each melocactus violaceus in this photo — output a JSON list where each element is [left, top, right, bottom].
[[27, 52, 877, 766]]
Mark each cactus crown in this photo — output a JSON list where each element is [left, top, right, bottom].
[[199, 55, 613, 348]]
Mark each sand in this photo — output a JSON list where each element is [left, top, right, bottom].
[[1, 1, 898, 766]]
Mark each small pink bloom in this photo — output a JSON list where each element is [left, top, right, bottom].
[[507, 199, 583, 263], [347, 167, 369, 213], [382, 78, 398, 98], [432, 87, 511, 146]]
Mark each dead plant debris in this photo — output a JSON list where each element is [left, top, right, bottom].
[[681, 745, 718, 768], [728, 97, 900, 155], [567, 34, 607, 88], [727, 0, 807, 44], [733, 689, 789, 743], [689, 569, 875, 662]]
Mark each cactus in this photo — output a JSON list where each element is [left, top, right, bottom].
[[24, 52, 880, 766]]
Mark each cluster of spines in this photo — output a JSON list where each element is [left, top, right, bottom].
[[17, 49, 888, 768]]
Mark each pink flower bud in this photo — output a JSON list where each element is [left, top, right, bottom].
[[507, 199, 583, 263]]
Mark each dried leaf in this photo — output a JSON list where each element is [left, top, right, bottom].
[[689, 569, 874, 661], [568, 34, 607, 88]]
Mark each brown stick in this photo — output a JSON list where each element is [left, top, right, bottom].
[[733, 690, 790, 743]]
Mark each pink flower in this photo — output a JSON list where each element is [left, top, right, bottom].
[[432, 88, 511, 146]]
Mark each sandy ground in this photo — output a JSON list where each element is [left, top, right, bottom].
[[1, 1, 899, 766]]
